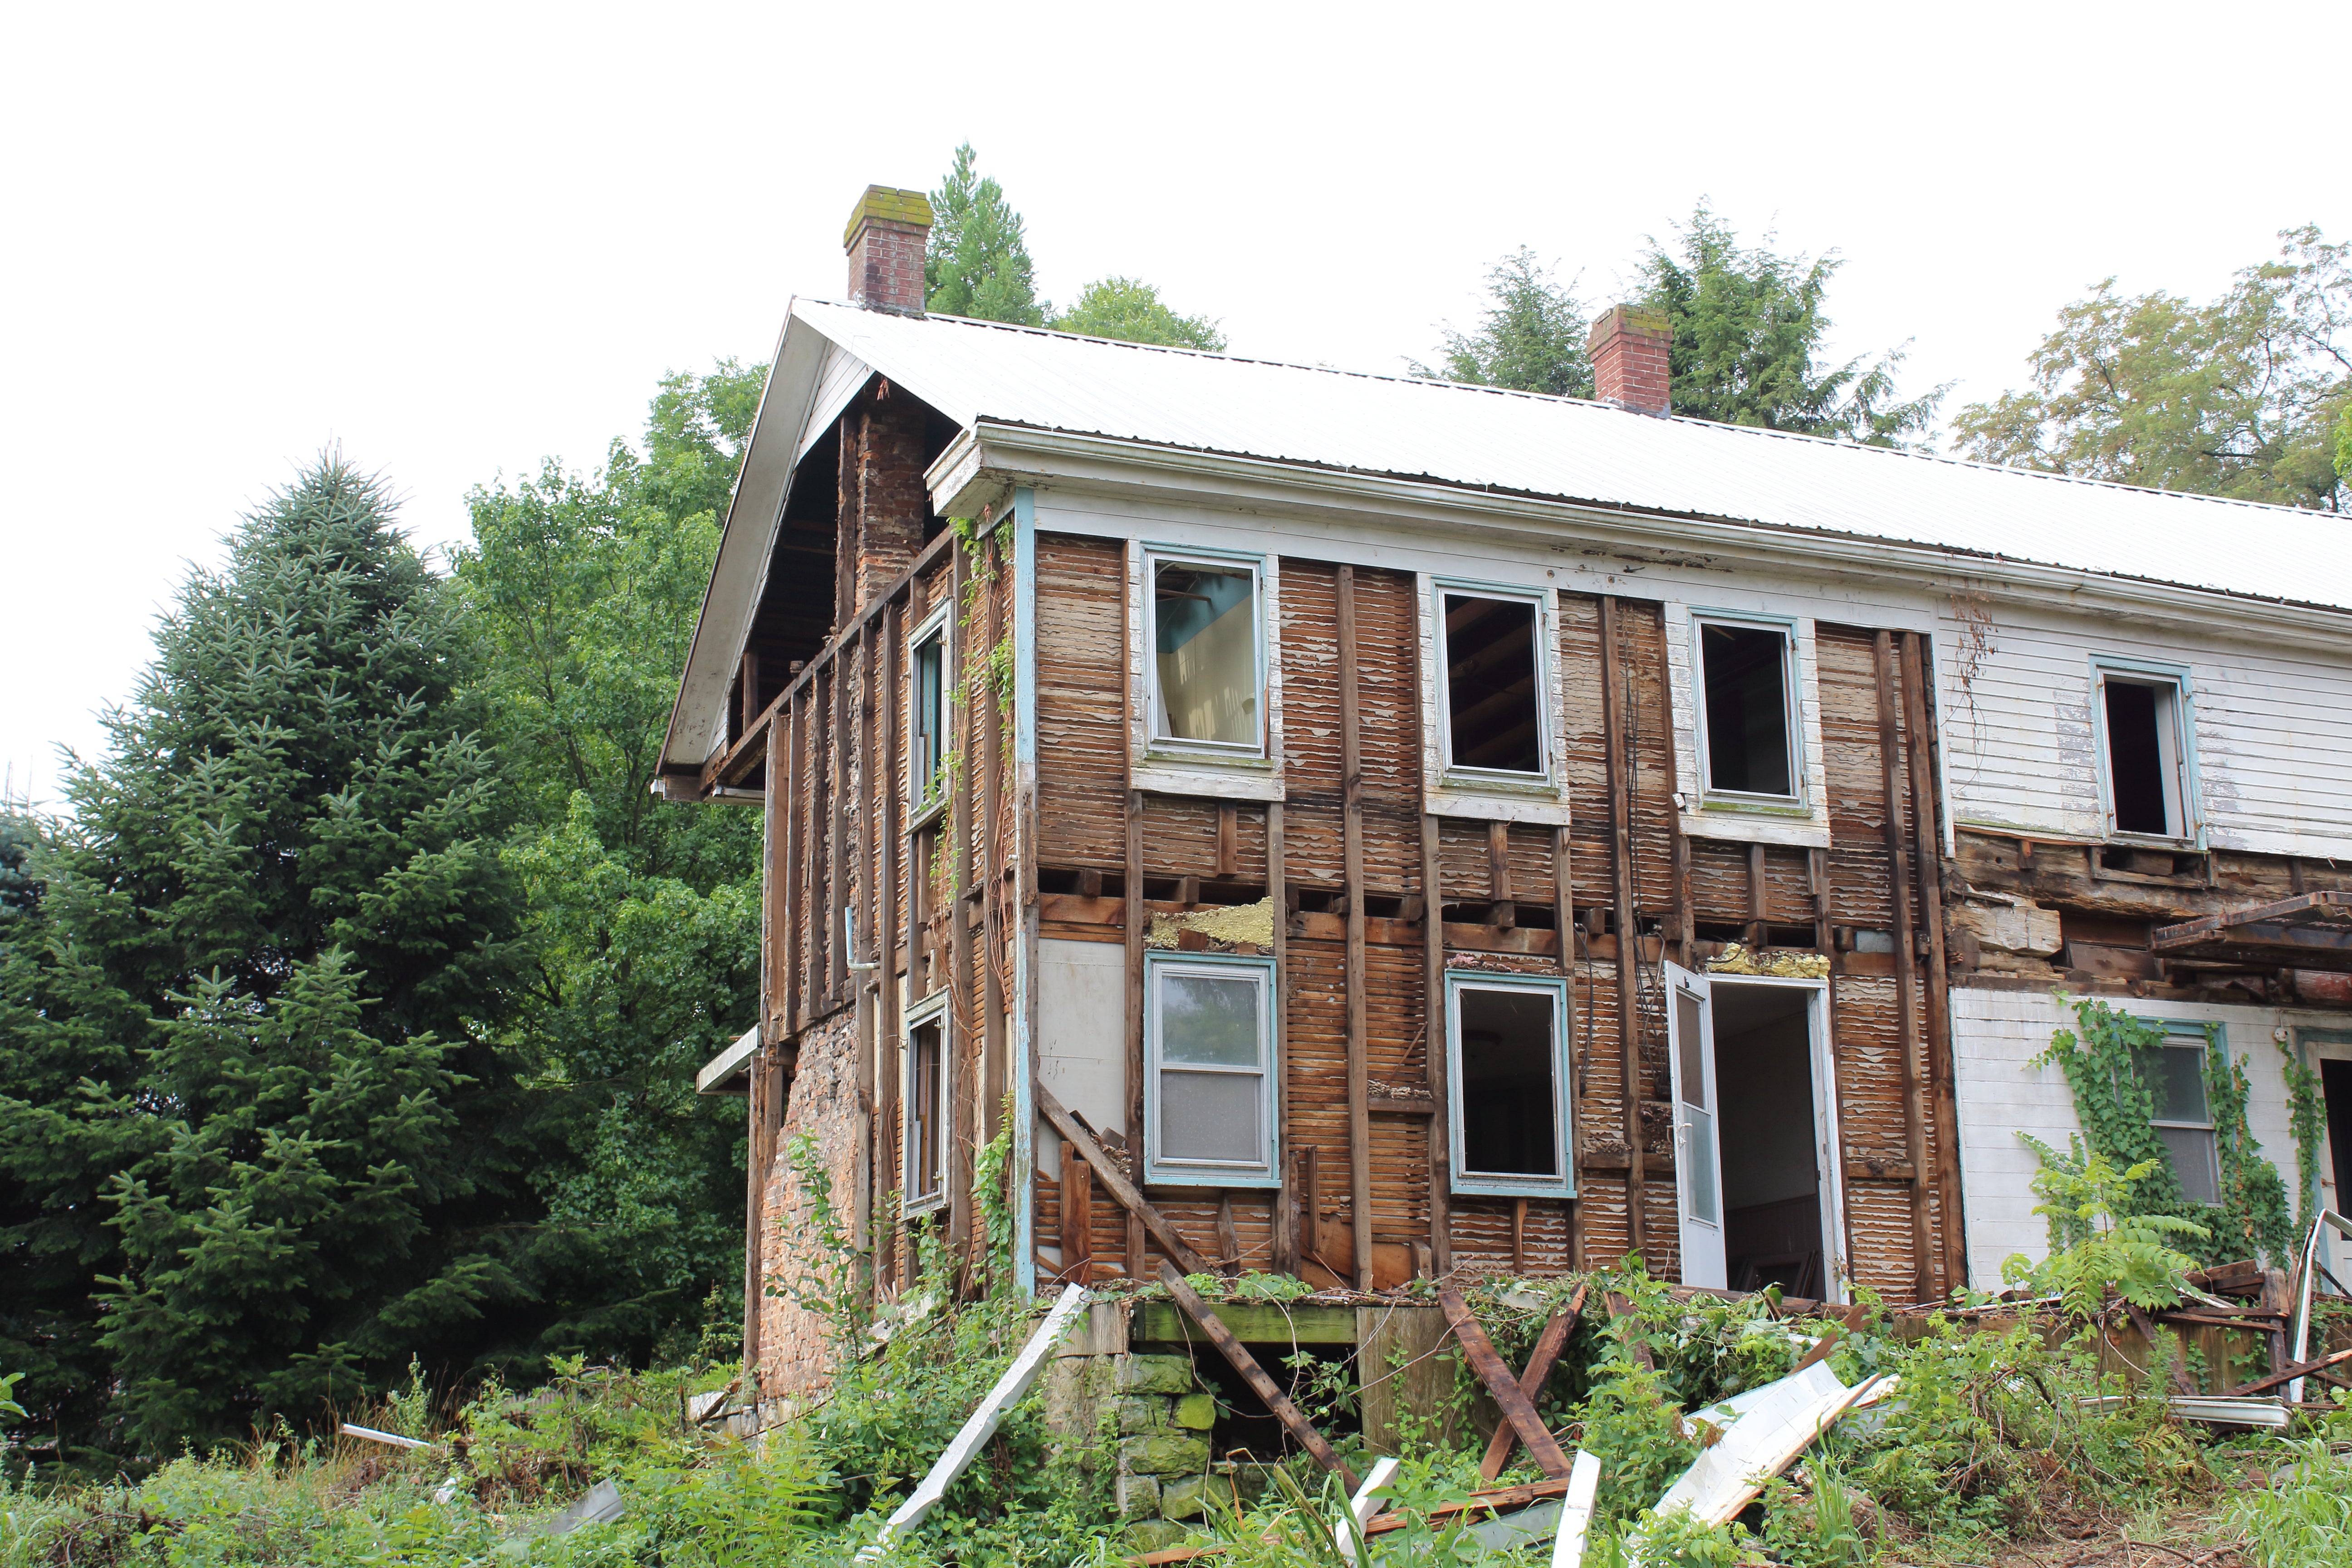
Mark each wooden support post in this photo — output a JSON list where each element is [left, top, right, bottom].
[[739, 650, 760, 742], [1437, 1288, 1573, 1478], [878, 602, 904, 1290], [948, 546, 975, 1262], [1598, 597, 1646, 1259], [1746, 843, 1768, 950], [1901, 632, 1964, 1295], [1416, 622, 1451, 1276], [1124, 788, 1147, 1278], [1041, 1083, 1208, 1273], [830, 640, 851, 1002], [1160, 1261, 1358, 1489], [982, 549, 1006, 1149], [1216, 803, 1238, 879], [1873, 629, 1935, 1305], [1511, 1198, 1527, 1272], [1555, 823, 1581, 1271], [1269, 801, 1296, 1275], [1217, 1191, 1241, 1276], [1807, 846, 1832, 957], [1338, 565, 1372, 1292], [1478, 1283, 1586, 1480], [857, 619, 880, 1264], [1059, 1153, 1093, 1285], [1489, 820, 1515, 928], [785, 691, 806, 1034]]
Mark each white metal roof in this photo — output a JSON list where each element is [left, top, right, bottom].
[[792, 298, 2350, 614]]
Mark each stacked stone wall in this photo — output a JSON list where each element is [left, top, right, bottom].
[[755, 1010, 863, 1403]]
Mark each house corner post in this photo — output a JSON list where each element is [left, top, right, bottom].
[[1010, 487, 1041, 1295]]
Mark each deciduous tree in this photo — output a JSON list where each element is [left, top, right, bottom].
[[1051, 277, 1225, 351]]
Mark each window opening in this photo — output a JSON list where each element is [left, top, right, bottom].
[[1699, 621, 1795, 798], [1147, 955, 1275, 1184], [1446, 973, 1570, 1196], [2102, 676, 2185, 838], [2141, 1037, 2219, 1205], [1442, 593, 1542, 774], [905, 1006, 948, 1210], [1152, 559, 1261, 750], [1710, 982, 1826, 1297], [912, 620, 947, 808]]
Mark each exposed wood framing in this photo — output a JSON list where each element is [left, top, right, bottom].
[[855, 623, 879, 1255], [1339, 566, 1372, 1291], [1217, 803, 1238, 878], [1437, 1288, 1572, 1478], [1058, 1149, 1093, 1284], [1416, 648, 1451, 1276], [1478, 1282, 1586, 1480], [784, 692, 804, 1033], [1124, 788, 1147, 1277], [829, 635, 851, 1001], [948, 545, 975, 1258], [1873, 630, 1935, 1303], [1039, 1084, 1208, 1273], [878, 602, 904, 1290], [1270, 800, 1296, 1274], [798, 686, 818, 1028], [1900, 632, 1964, 1292], [983, 544, 1007, 1148], [1555, 823, 1580, 1270], [1161, 1262, 1357, 1488], [1599, 596, 1646, 1256]]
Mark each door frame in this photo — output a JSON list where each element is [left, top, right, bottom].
[[1696, 972, 1849, 1304], [1664, 962, 1726, 1290]]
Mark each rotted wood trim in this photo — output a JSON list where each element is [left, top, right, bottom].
[[1338, 565, 1372, 1292], [1873, 629, 1934, 1304], [1901, 631, 1965, 1294], [1599, 595, 1646, 1257]]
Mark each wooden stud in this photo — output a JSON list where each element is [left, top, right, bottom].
[[982, 546, 1006, 1150], [1437, 1288, 1572, 1478], [1598, 597, 1646, 1259], [1216, 803, 1238, 879], [830, 637, 851, 1001], [948, 549, 975, 1262], [784, 692, 806, 1034], [1059, 1149, 1093, 1285], [1040, 1084, 1207, 1273], [857, 616, 880, 1265], [1478, 1282, 1586, 1480], [1217, 1191, 1241, 1275], [878, 600, 904, 1290], [1489, 820, 1515, 927], [1901, 632, 1965, 1295], [1554, 823, 1581, 1271], [1416, 621, 1451, 1276], [1808, 846, 1832, 956], [1511, 1197, 1527, 1272], [1746, 843, 1768, 950], [1338, 565, 1372, 1291], [1269, 801, 1295, 1274], [1124, 788, 1147, 1278], [1873, 629, 1934, 1305], [1160, 1262, 1357, 1489]]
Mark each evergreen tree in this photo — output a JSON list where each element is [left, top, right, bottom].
[[926, 143, 1046, 325], [1639, 204, 1944, 446], [1051, 277, 1226, 351], [0, 456, 535, 1456], [456, 365, 764, 1361], [1414, 248, 1592, 397]]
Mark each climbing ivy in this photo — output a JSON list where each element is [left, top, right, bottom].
[[2279, 1041, 2325, 1235], [2029, 996, 2297, 1268]]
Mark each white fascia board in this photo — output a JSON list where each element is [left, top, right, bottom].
[[660, 301, 834, 774], [696, 1024, 761, 1094], [949, 423, 2352, 655]]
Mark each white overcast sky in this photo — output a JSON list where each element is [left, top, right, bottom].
[[4, 0, 2345, 805]]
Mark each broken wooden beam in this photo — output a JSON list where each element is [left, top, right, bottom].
[[1158, 1261, 1357, 1490], [2217, 1343, 2352, 1398], [1480, 1283, 1587, 1480], [1438, 1287, 1572, 1479], [1039, 1083, 1209, 1275]]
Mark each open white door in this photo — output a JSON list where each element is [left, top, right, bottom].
[[1666, 962, 1727, 1289]]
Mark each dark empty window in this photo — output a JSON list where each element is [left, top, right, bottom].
[[2103, 676, 2185, 838], [912, 620, 947, 808], [1700, 622, 1794, 797], [1452, 981, 1561, 1184], [1443, 594, 1543, 774], [905, 1009, 947, 1209]]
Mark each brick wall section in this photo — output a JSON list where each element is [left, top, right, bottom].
[[755, 1009, 862, 1401], [836, 383, 931, 624], [843, 185, 932, 314], [1588, 304, 1672, 415]]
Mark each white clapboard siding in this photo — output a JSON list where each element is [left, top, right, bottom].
[[1950, 987, 2333, 1291], [1936, 603, 2352, 858]]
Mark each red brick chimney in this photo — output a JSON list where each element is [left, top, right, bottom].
[[844, 186, 933, 314], [1588, 304, 1673, 416]]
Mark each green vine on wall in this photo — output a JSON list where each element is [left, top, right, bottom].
[[2280, 1041, 2325, 1234], [2028, 995, 2300, 1269]]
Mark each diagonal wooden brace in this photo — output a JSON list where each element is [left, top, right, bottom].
[[1479, 1283, 1587, 1480], [1039, 1083, 1208, 1275], [1439, 1287, 1572, 1479], [1159, 1261, 1358, 1491]]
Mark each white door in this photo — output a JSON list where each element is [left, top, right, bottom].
[[1666, 962, 1727, 1289]]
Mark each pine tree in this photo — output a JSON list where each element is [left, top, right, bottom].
[[926, 143, 1046, 325], [1, 456, 534, 1455], [1415, 248, 1591, 397]]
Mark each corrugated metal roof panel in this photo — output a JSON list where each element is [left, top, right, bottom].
[[793, 299, 2352, 613]]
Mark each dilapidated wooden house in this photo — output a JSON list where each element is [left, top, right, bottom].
[[665, 186, 2352, 1398]]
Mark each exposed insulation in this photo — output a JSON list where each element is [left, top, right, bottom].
[[1145, 897, 1276, 950], [1708, 944, 1831, 978]]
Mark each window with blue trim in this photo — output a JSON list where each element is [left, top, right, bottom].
[[1446, 971, 1573, 1198], [1144, 951, 1278, 1186], [1148, 554, 1263, 754]]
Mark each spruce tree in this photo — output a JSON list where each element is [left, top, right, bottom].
[[1, 456, 533, 1455], [926, 142, 1046, 325], [1415, 248, 1592, 397]]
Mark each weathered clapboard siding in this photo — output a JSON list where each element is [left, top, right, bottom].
[[1034, 533, 1127, 869], [1935, 601, 2352, 858]]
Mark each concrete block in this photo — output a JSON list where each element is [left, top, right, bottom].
[[1172, 1392, 1217, 1430], [1121, 1433, 1210, 1475], [1117, 1353, 1196, 1395]]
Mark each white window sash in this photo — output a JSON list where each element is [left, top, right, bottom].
[[1144, 955, 1279, 1186], [1143, 551, 1268, 760], [1445, 971, 1573, 1198], [1435, 584, 1553, 787], [1692, 614, 1803, 806]]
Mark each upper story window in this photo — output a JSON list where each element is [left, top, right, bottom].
[[1143, 951, 1279, 1187], [903, 991, 951, 1214], [1445, 970, 1573, 1199], [1150, 554, 1264, 754], [2096, 660, 2197, 842], [2141, 1025, 2219, 1204], [908, 602, 951, 819], [1441, 591, 1546, 777], [1698, 616, 1799, 800]]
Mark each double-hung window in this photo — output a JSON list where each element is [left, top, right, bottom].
[[1695, 615, 1801, 802], [1445, 971, 1573, 1199], [1147, 552, 1265, 756], [908, 603, 951, 819], [902, 992, 951, 1214], [2095, 660, 2197, 842], [1143, 951, 1278, 1186], [2141, 1025, 2220, 1205]]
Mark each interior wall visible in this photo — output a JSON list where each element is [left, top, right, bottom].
[[1712, 990, 1818, 1209], [1038, 937, 1126, 1180]]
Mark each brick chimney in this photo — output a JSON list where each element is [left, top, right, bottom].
[[1587, 304, 1672, 416], [845, 185, 933, 314]]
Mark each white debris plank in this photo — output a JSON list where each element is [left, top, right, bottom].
[[1552, 1450, 1602, 1568], [860, 1284, 1092, 1557], [340, 1422, 431, 1450], [1653, 1363, 1883, 1529], [1338, 1455, 1399, 1563]]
